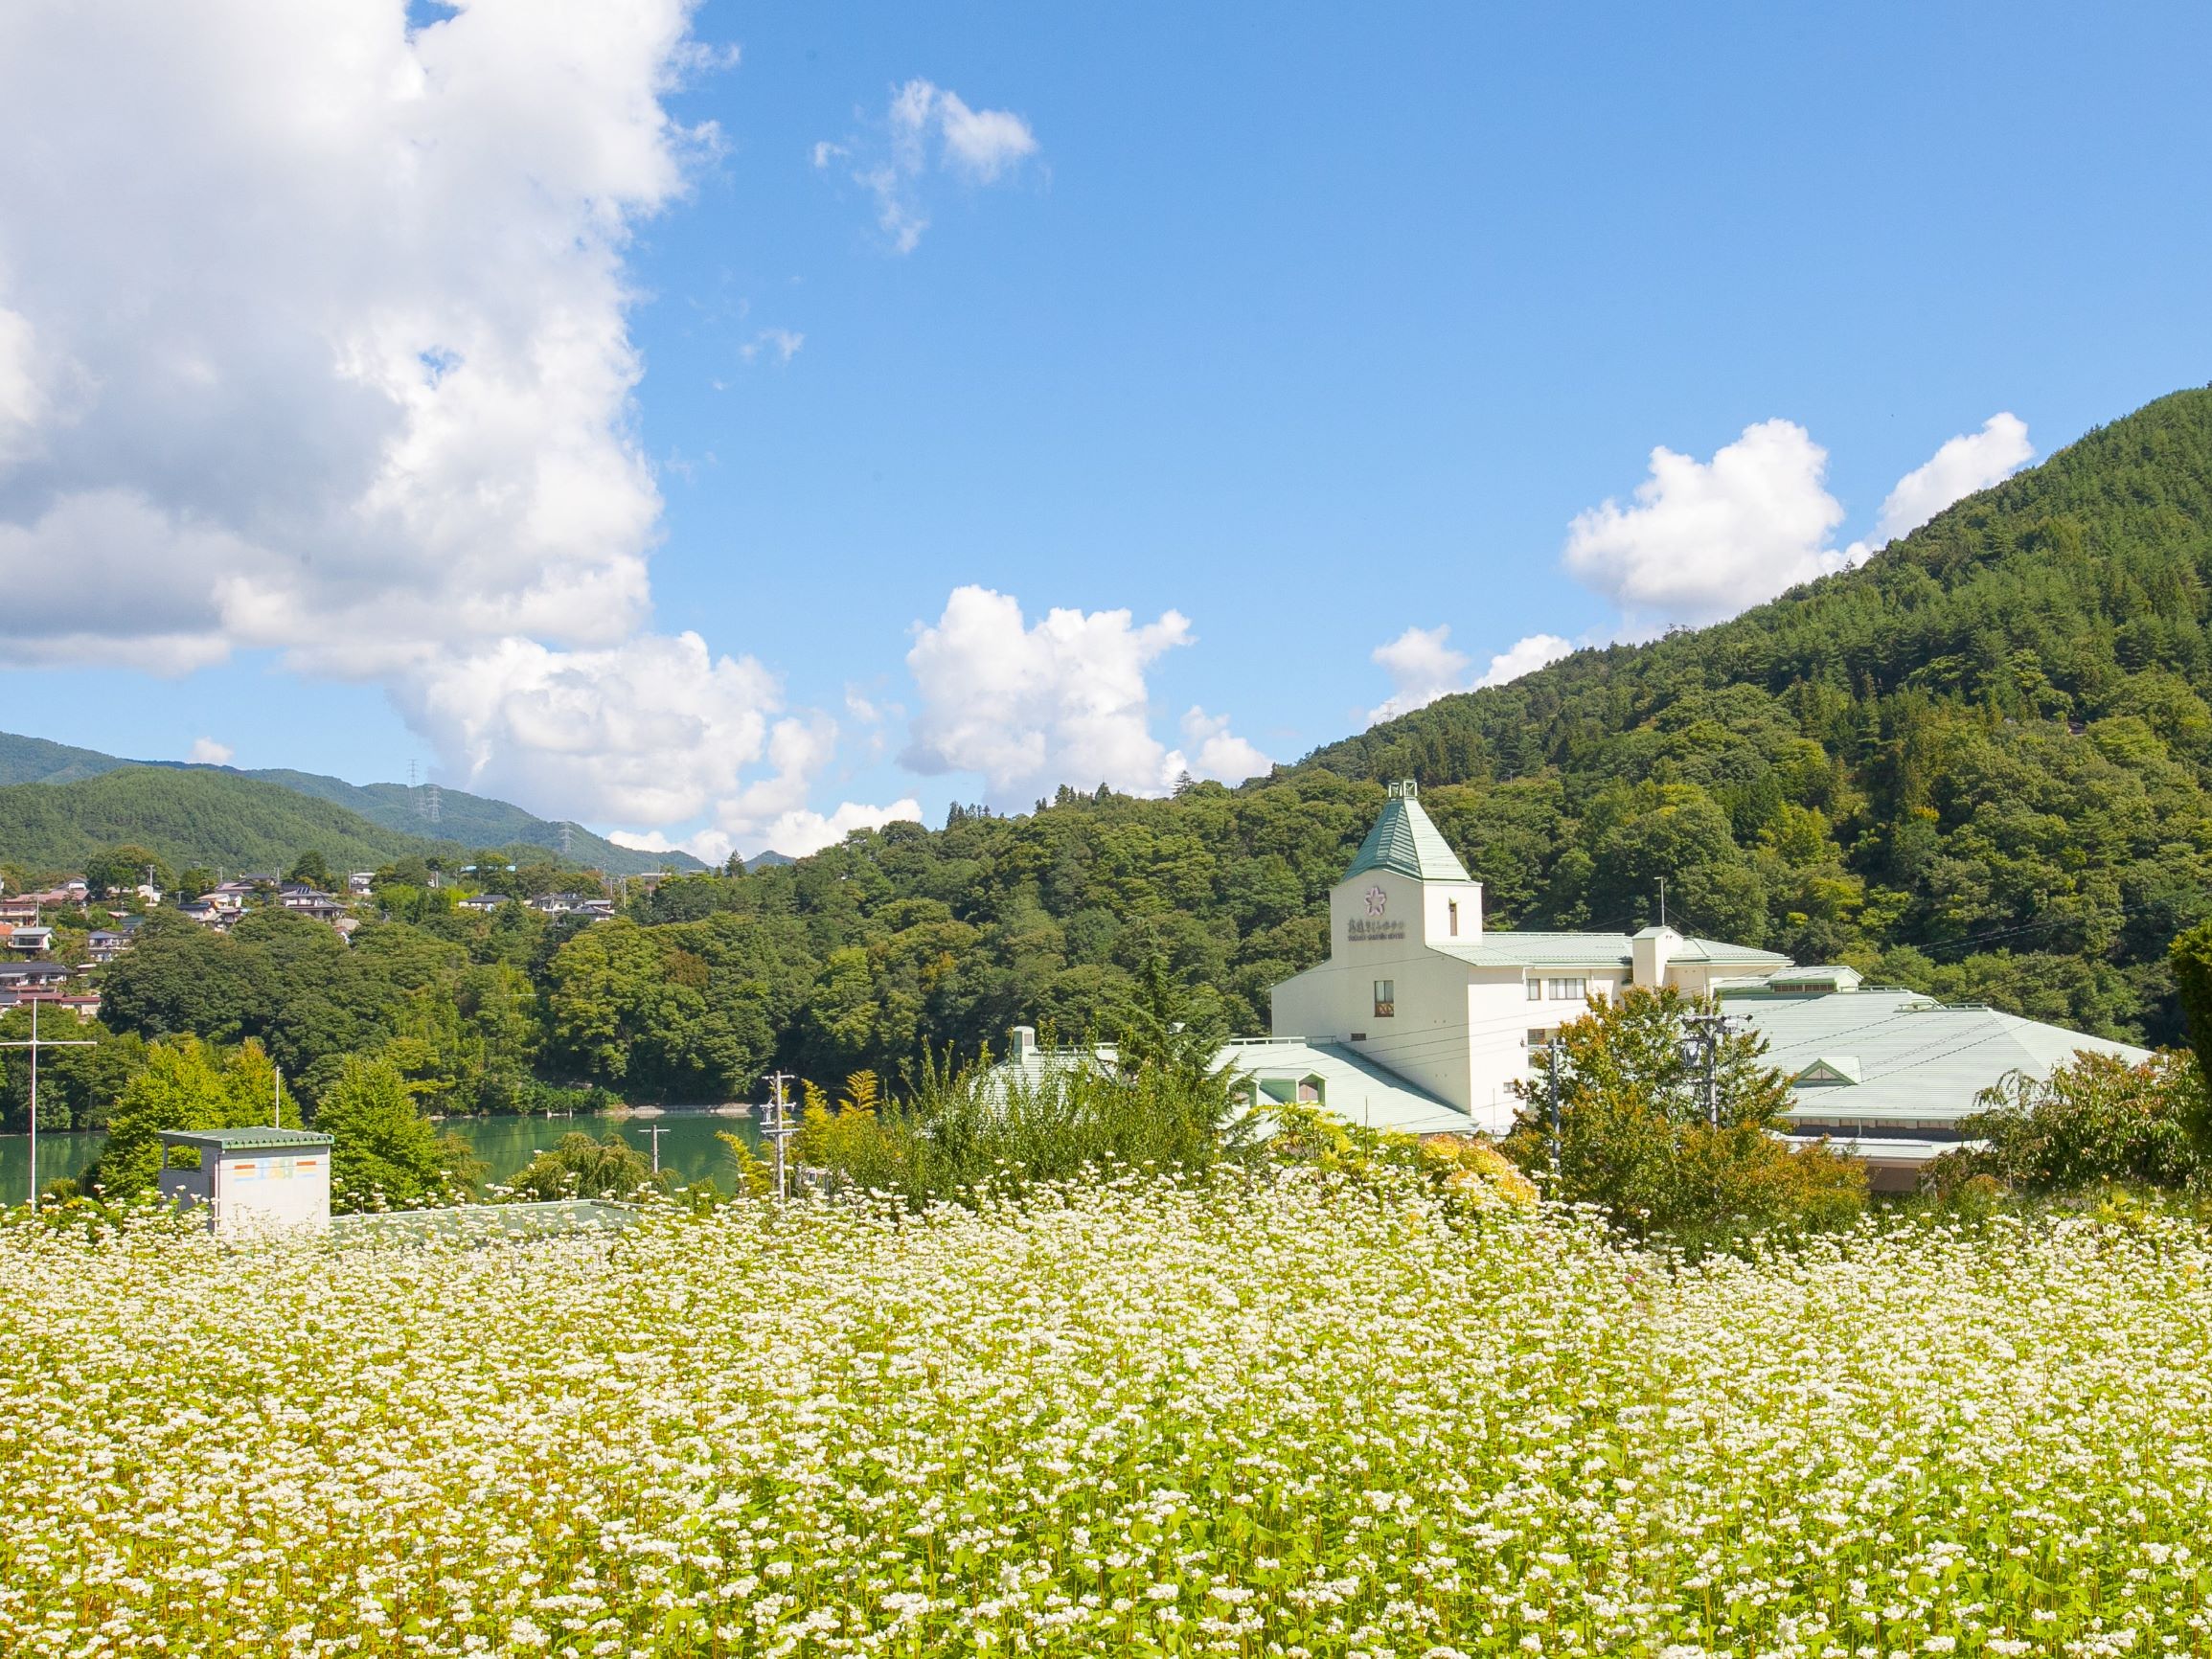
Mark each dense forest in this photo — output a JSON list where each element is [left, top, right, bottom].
[[10, 386, 2212, 1130]]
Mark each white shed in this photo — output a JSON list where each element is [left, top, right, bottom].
[[156, 1127, 333, 1235]]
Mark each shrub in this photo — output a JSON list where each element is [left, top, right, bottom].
[[1499, 986, 1866, 1245], [1926, 1049, 2212, 1196]]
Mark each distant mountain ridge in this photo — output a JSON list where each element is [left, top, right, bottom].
[[0, 731, 702, 875]]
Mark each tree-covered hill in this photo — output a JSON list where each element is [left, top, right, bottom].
[[0, 736, 698, 875], [242, 769, 697, 875], [30, 386, 2212, 1121], [0, 767, 459, 876]]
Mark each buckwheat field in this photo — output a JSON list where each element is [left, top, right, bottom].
[[5, 1173, 2211, 1658]]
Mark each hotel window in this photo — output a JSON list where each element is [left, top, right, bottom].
[[1373, 979, 1396, 1018], [1545, 976, 1587, 1001], [1448, 899, 1459, 937]]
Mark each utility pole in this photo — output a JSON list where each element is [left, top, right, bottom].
[[761, 1072, 796, 1204], [1657, 876, 1667, 930], [644, 1121, 667, 1175], [1543, 1038, 1563, 1188], [1680, 1011, 1736, 1126], [1, 1002, 96, 1207]]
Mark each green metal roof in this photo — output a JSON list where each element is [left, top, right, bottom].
[[156, 1127, 332, 1150], [1427, 933, 1791, 970], [1343, 788, 1473, 884]]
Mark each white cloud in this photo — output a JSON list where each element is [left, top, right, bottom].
[[1365, 625, 1572, 723], [935, 90, 1039, 182], [1562, 413, 2039, 633], [901, 585, 1265, 803], [1868, 412, 2034, 547], [1563, 420, 1851, 631], [1367, 625, 1469, 722], [188, 737, 234, 765], [829, 79, 1038, 253], [0, 0, 867, 843], [739, 328, 805, 365], [1172, 707, 1272, 785]]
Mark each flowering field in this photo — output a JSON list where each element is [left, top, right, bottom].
[[4, 1177, 2212, 1658]]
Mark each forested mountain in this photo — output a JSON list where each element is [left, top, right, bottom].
[[241, 770, 697, 875], [20, 386, 2212, 1126], [0, 768, 463, 875], [0, 734, 698, 875]]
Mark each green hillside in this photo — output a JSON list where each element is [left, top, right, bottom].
[[0, 767, 460, 875], [40, 386, 2212, 1117], [0, 731, 136, 786], [612, 383, 2212, 1080], [243, 769, 696, 875], [0, 736, 698, 875]]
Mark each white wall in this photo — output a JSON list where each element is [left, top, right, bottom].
[[212, 1149, 331, 1235]]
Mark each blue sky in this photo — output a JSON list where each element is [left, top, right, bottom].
[[4, 2, 2209, 854]]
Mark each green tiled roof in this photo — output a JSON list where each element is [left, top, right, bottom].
[[1343, 792, 1473, 883], [1427, 933, 1790, 969], [156, 1127, 333, 1150]]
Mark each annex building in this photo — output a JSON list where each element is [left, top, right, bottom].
[[1246, 783, 2145, 1185]]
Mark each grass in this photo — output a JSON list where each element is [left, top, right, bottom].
[[2, 1171, 2210, 1655]]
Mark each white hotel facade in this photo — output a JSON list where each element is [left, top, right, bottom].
[[1267, 782, 1790, 1130], [1002, 783, 2148, 1188], [1213, 782, 2145, 1189]]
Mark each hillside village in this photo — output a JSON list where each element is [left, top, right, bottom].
[[0, 859, 630, 1030]]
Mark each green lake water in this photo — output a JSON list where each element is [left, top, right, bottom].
[[0, 1108, 763, 1204]]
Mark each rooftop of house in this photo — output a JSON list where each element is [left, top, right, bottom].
[[1427, 931, 1791, 971], [156, 1127, 334, 1151], [996, 1027, 1482, 1137], [1722, 984, 2151, 1125], [1341, 783, 1474, 885], [1219, 1035, 1480, 1134]]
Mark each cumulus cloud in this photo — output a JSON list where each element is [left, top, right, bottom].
[[189, 737, 234, 766], [0, 0, 895, 849], [829, 79, 1038, 253], [1562, 413, 2039, 634], [902, 585, 1266, 804], [1563, 420, 1850, 632], [1366, 625, 1572, 724], [1867, 412, 2034, 548], [1174, 707, 1272, 786]]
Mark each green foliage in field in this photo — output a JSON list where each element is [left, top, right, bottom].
[[505, 1129, 664, 1201], [76, 1036, 297, 1198], [1501, 986, 1867, 1243], [1927, 1048, 2212, 1197], [313, 1054, 483, 1212], [7, 1175, 2212, 1654]]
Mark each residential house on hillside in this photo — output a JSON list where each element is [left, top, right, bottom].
[[6, 925, 56, 954], [348, 871, 375, 896], [0, 963, 72, 993], [278, 885, 347, 920], [85, 928, 132, 964], [0, 896, 41, 925]]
